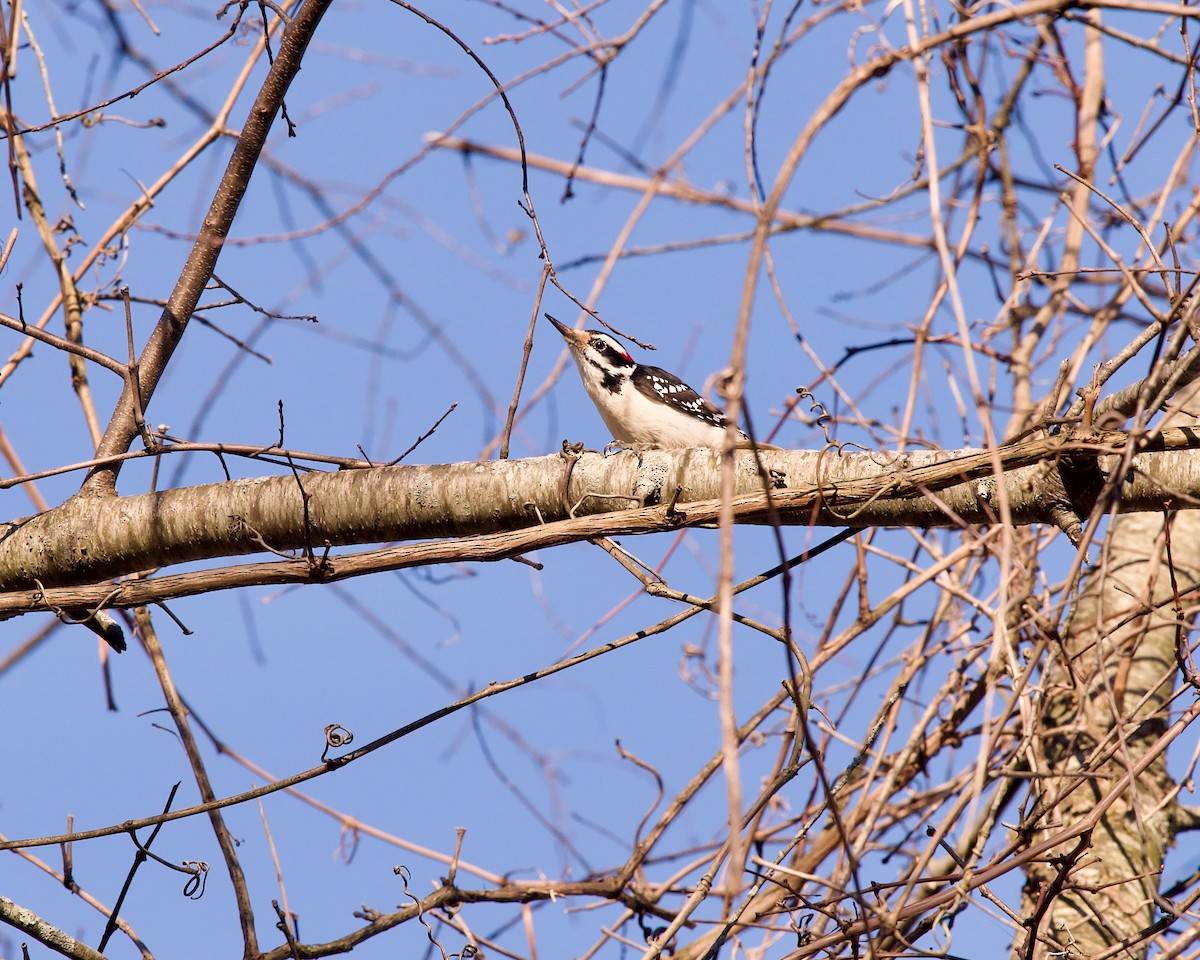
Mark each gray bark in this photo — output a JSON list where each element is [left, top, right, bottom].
[[1017, 509, 1200, 958], [5, 430, 1200, 593]]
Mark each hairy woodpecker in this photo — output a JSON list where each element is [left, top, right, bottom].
[[72, 608, 127, 652], [547, 314, 775, 449]]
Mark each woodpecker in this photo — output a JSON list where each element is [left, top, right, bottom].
[[547, 314, 775, 449], [65, 608, 126, 652]]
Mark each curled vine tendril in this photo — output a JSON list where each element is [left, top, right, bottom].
[[321, 723, 354, 762], [181, 861, 209, 900], [796, 387, 833, 444]]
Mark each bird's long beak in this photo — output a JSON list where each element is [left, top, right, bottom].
[[545, 313, 588, 348]]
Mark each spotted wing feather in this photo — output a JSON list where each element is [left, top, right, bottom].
[[630, 366, 739, 432]]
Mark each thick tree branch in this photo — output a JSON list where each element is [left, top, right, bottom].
[[0, 896, 107, 960], [4, 429, 1200, 617]]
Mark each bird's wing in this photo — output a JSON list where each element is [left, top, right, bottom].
[[630, 365, 734, 429]]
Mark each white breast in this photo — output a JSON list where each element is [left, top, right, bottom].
[[573, 357, 729, 447]]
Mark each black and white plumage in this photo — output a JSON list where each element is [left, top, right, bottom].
[[547, 314, 773, 449]]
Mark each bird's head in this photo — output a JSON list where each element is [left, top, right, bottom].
[[546, 314, 634, 374]]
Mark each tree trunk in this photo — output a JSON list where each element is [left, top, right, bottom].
[[1017, 509, 1200, 957]]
